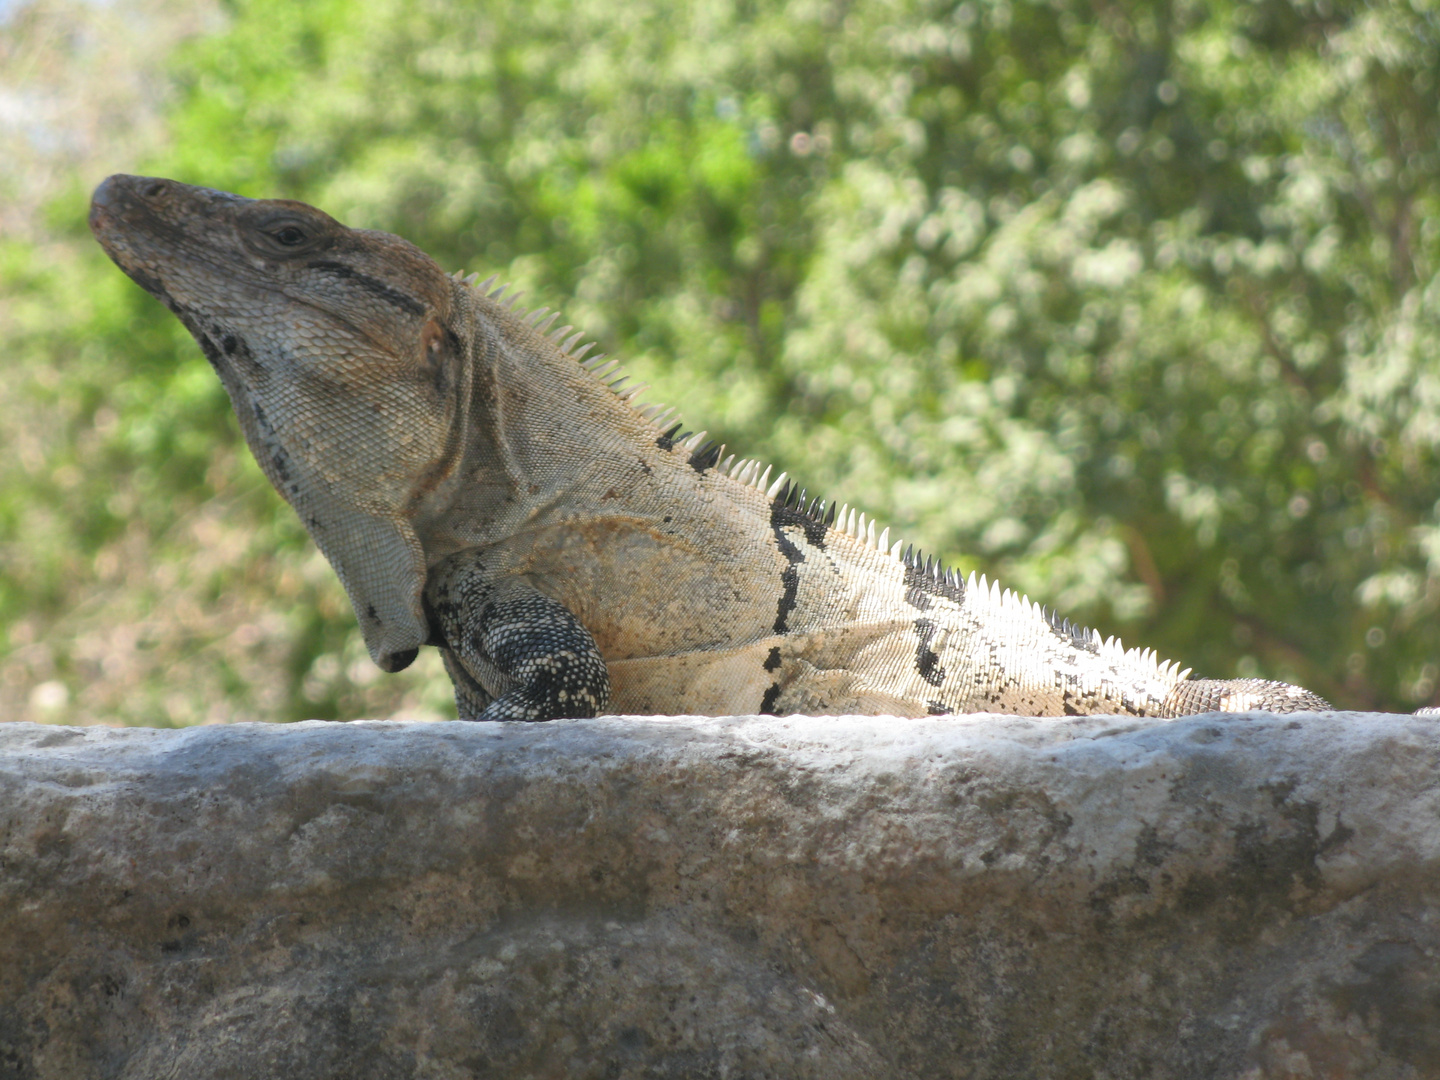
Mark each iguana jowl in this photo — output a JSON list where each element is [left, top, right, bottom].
[[89, 174, 1333, 720]]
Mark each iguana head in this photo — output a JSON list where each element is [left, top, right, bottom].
[[90, 175, 471, 672]]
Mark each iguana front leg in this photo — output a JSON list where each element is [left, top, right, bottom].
[[424, 552, 611, 721]]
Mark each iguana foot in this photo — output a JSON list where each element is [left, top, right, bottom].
[[426, 552, 611, 721]]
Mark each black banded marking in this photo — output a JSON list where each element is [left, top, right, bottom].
[[770, 480, 829, 548], [192, 328, 224, 369], [769, 506, 807, 634], [656, 423, 682, 452], [913, 618, 946, 687], [759, 683, 782, 714], [767, 479, 836, 634], [901, 548, 966, 610], [307, 260, 426, 317], [688, 440, 723, 473], [763, 646, 782, 672], [1041, 605, 1101, 654], [773, 560, 801, 634]]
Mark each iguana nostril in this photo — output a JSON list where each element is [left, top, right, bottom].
[[143, 180, 166, 198]]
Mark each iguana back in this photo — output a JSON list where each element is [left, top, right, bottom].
[[90, 174, 1334, 720]]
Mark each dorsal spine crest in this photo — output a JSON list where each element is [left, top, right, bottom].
[[466, 265, 1128, 665]]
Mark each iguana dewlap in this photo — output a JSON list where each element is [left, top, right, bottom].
[[89, 174, 1333, 720]]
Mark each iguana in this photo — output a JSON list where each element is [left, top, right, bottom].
[[89, 173, 1337, 721]]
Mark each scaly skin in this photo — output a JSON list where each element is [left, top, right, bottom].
[[90, 174, 1335, 720]]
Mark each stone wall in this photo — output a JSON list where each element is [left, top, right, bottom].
[[2, 712, 1438, 1078]]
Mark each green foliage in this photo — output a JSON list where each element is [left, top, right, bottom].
[[2, 0, 1436, 722]]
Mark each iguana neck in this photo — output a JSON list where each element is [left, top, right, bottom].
[[413, 283, 662, 557]]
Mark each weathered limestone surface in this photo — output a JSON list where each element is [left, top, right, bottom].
[[1, 712, 1438, 1079]]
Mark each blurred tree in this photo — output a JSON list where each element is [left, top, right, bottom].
[[1, 0, 1435, 722]]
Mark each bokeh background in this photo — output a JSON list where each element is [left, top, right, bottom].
[[2, 0, 1437, 725]]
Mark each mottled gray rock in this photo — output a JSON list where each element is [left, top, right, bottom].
[[1, 712, 1438, 1079]]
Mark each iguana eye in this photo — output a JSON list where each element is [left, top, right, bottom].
[[271, 225, 308, 246]]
